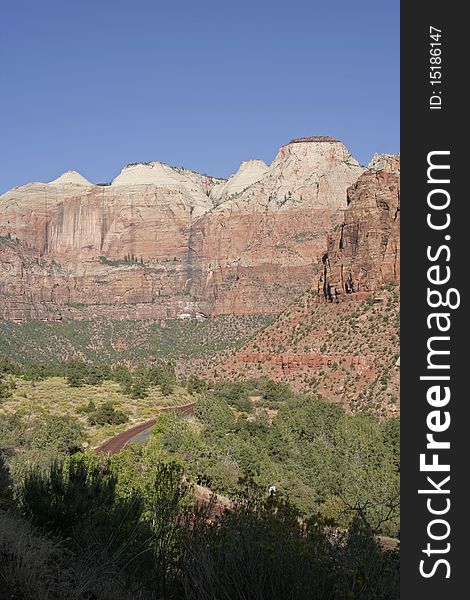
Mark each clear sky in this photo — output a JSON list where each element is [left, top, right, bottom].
[[0, 0, 399, 193]]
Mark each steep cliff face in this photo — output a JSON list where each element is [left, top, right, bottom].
[[0, 238, 211, 322], [318, 154, 400, 301], [207, 157, 401, 414], [0, 138, 365, 321], [194, 138, 365, 315], [205, 155, 401, 414], [0, 163, 218, 259], [209, 160, 269, 205]]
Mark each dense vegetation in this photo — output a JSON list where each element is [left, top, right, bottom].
[[0, 456, 399, 600], [0, 314, 274, 371], [0, 357, 192, 448], [0, 357, 399, 599], [149, 380, 400, 536]]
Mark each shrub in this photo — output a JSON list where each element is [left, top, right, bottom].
[[212, 381, 252, 412], [5, 449, 399, 600], [31, 416, 84, 454], [195, 396, 236, 434], [87, 401, 128, 426], [0, 380, 12, 401]]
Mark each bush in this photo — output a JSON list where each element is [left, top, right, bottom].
[[181, 496, 399, 600], [260, 378, 293, 404], [87, 401, 128, 426], [195, 396, 236, 434], [0, 412, 29, 451], [186, 375, 211, 395], [213, 381, 252, 412], [23, 362, 59, 382], [6, 450, 399, 600], [130, 377, 149, 399], [0, 380, 12, 401], [0, 355, 21, 377], [64, 360, 110, 387], [14, 455, 191, 598], [31, 415, 84, 454]]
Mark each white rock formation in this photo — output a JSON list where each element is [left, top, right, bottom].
[[210, 159, 268, 204], [367, 153, 400, 174], [218, 137, 364, 212], [112, 161, 194, 187], [49, 171, 92, 186], [111, 161, 217, 214]]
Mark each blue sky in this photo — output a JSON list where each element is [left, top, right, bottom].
[[0, 0, 399, 193]]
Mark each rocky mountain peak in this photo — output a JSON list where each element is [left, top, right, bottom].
[[245, 136, 365, 210], [276, 136, 360, 164], [109, 160, 217, 213], [111, 161, 189, 187], [367, 153, 400, 174], [49, 171, 92, 186], [238, 159, 269, 172], [210, 159, 268, 204]]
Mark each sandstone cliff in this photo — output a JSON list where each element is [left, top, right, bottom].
[[0, 138, 364, 322], [206, 155, 401, 415], [318, 154, 400, 302], [194, 138, 364, 315]]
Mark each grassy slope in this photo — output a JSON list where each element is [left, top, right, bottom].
[[0, 376, 194, 446]]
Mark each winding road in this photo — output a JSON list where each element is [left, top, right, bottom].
[[94, 402, 196, 454], [93, 400, 230, 519]]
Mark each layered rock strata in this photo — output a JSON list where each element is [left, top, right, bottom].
[[318, 154, 400, 302], [0, 138, 365, 321]]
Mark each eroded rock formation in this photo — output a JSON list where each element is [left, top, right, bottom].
[[0, 138, 365, 321], [318, 154, 400, 301]]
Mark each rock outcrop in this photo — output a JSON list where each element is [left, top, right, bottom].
[[193, 138, 364, 315], [318, 154, 400, 301], [206, 155, 401, 414], [0, 138, 365, 322], [209, 160, 269, 205]]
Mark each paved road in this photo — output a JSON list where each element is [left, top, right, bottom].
[[94, 402, 196, 454], [94, 401, 229, 520]]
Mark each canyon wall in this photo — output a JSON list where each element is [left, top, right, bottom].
[[208, 156, 401, 414], [0, 137, 364, 321], [318, 154, 400, 301]]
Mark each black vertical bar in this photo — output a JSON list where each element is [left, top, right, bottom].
[[401, 2, 466, 597]]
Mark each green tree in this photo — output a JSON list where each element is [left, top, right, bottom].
[[213, 381, 252, 412], [32, 415, 84, 454], [261, 378, 293, 404], [0, 356, 21, 377], [88, 401, 128, 426], [130, 377, 149, 399], [186, 375, 211, 395], [65, 360, 88, 387], [159, 376, 174, 396], [24, 362, 58, 382], [331, 415, 400, 535], [196, 395, 236, 435]]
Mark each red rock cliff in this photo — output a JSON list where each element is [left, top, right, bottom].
[[0, 139, 365, 321], [318, 154, 400, 302]]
